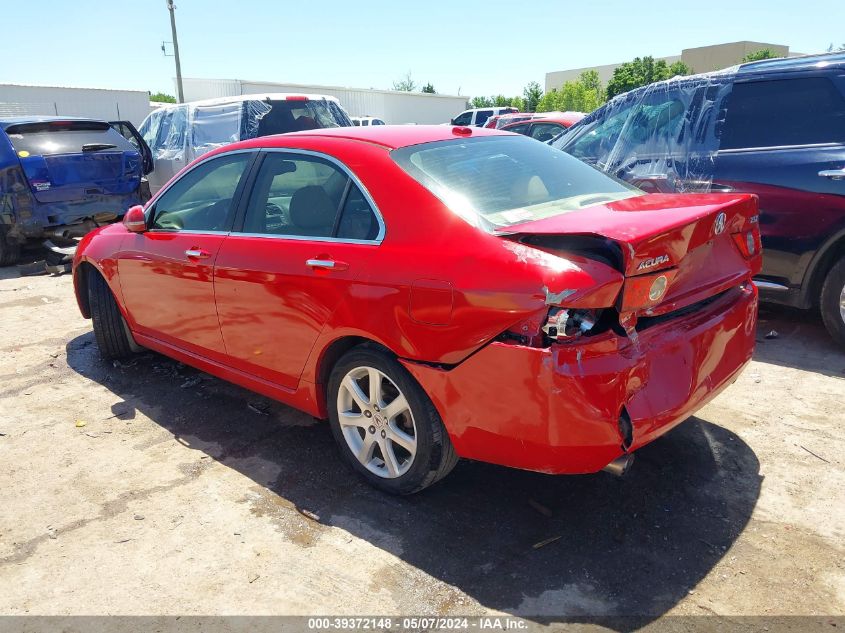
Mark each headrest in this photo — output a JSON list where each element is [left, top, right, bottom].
[[289, 185, 336, 232]]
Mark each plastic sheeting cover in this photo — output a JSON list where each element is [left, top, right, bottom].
[[552, 68, 739, 193], [140, 98, 349, 164]]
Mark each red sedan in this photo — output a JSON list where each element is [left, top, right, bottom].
[[502, 112, 586, 141], [72, 125, 761, 494]]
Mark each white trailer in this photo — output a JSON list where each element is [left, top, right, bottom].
[[181, 78, 468, 125], [0, 84, 151, 126]]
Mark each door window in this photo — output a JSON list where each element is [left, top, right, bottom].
[[151, 153, 252, 232], [530, 123, 564, 142], [452, 111, 472, 126], [721, 78, 845, 149], [240, 152, 380, 241], [475, 110, 494, 126]]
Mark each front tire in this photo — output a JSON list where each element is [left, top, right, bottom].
[[88, 269, 136, 360], [820, 256, 845, 348], [327, 347, 458, 494]]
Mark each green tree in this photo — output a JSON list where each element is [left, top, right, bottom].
[[668, 61, 693, 76], [537, 71, 607, 113], [421, 83, 436, 94], [522, 81, 543, 112], [470, 96, 494, 108], [392, 71, 417, 92], [149, 92, 176, 103], [606, 56, 693, 99], [742, 49, 779, 62], [827, 43, 845, 52], [510, 96, 525, 111]]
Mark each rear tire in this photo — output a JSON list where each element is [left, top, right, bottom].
[[88, 268, 135, 360], [327, 346, 458, 494], [820, 256, 845, 348], [0, 226, 21, 266]]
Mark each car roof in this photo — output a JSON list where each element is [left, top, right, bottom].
[[234, 124, 511, 151], [737, 50, 845, 75], [0, 115, 107, 130], [151, 93, 342, 109]]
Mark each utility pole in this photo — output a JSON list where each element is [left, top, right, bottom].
[[166, 0, 184, 103]]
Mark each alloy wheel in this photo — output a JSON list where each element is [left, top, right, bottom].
[[336, 366, 417, 479]]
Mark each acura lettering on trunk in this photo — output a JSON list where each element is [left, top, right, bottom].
[[72, 126, 761, 494]]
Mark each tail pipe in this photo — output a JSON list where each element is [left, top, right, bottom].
[[602, 453, 635, 477]]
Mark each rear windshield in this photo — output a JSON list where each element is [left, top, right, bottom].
[[391, 136, 642, 232], [4, 121, 135, 156], [254, 99, 351, 136]]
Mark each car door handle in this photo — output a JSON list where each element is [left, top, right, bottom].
[[306, 258, 348, 271], [185, 248, 211, 259], [818, 169, 845, 180]]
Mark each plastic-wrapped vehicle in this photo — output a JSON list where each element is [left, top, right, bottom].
[[139, 93, 352, 195], [553, 51, 845, 345], [0, 117, 151, 265]]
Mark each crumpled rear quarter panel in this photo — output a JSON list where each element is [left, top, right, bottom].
[[402, 284, 758, 474]]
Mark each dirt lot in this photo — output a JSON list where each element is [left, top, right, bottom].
[[0, 264, 843, 623]]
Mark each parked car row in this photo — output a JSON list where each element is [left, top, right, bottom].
[[552, 51, 845, 345]]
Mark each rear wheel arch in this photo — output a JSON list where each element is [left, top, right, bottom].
[[314, 336, 395, 410], [74, 261, 97, 318], [803, 228, 845, 308]]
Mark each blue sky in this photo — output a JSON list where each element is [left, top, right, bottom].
[[3, 0, 842, 98]]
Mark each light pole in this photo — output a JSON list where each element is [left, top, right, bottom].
[[166, 0, 184, 103]]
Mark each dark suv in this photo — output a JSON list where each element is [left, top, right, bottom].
[[553, 52, 845, 345]]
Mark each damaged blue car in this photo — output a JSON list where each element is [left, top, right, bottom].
[[0, 117, 152, 265]]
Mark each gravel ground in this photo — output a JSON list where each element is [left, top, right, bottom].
[[0, 264, 843, 624]]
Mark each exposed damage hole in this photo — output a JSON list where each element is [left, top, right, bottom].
[[516, 234, 624, 272], [619, 407, 633, 452]]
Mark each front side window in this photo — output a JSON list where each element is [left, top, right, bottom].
[[391, 136, 642, 232], [530, 123, 564, 142], [151, 152, 252, 231], [373, 119, 385, 126], [153, 105, 188, 159], [452, 112, 472, 126], [721, 77, 845, 149], [241, 152, 379, 241]]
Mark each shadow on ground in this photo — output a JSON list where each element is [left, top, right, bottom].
[[754, 305, 845, 378], [66, 331, 761, 623]]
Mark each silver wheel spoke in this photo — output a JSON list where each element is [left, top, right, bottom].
[[381, 440, 401, 478], [342, 375, 369, 410], [367, 367, 383, 406], [839, 284, 845, 323], [382, 394, 410, 421], [388, 422, 416, 453], [357, 434, 376, 463], [339, 411, 367, 428]]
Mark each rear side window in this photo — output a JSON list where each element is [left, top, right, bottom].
[[721, 78, 845, 149], [504, 123, 530, 135], [4, 121, 135, 156], [240, 152, 380, 241], [475, 110, 494, 126]]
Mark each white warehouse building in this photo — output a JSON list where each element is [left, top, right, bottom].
[[180, 78, 468, 125], [0, 84, 151, 126]]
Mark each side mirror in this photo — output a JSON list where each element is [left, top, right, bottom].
[[123, 205, 147, 233]]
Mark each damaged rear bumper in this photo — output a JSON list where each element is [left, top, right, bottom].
[[402, 282, 758, 475]]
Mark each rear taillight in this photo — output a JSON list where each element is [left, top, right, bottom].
[[620, 269, 678, 311], [731, 229, 761, 259]]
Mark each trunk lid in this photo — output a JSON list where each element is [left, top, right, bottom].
[[501, 193, 761, 316]]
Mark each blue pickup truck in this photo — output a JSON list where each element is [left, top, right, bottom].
[[0, 116, 152, 265]]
